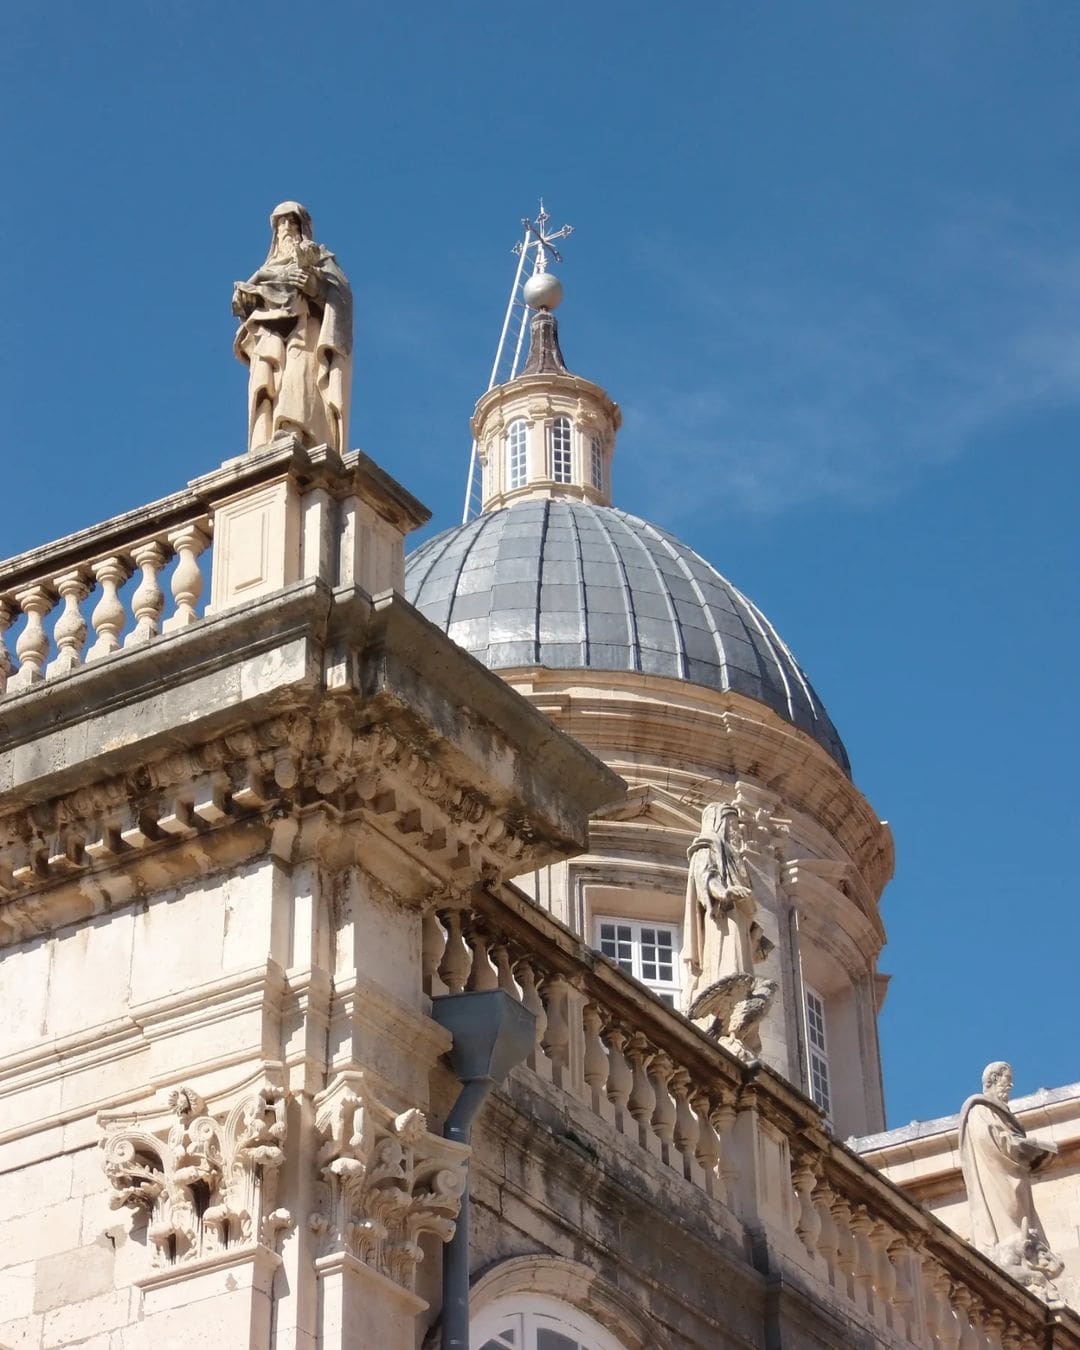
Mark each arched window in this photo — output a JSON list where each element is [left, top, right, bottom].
[[474, 1294, 628, 1350], [506, 419, 528, 490], [590, 436, 604, 489], [549, 416, 572, 483]]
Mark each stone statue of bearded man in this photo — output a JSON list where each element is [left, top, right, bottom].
[[959, 1061, 1063, 1301], [232, 202, 352, 454]]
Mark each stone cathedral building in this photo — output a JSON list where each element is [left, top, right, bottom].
[[0, 203, 1076, 1350]]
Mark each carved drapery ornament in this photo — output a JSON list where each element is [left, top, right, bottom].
[[310, 1071, 469, 1291], [99, 1080, 289, 1269]]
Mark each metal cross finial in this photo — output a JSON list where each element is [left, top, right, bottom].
[[513, 200, 573, 274]]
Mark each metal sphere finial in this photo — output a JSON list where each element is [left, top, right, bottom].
[[523, 271, 563, 311]]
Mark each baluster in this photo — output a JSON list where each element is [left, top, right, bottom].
[[712, 1100, 739, 1207], [999, 1324, 1024, 1350], [850, 1206, 877, 1315], [582, 1002, 609, 1114], [0, 599, 17, 693], [885, 1236, 914, 1338], [868, 1222, 896, 1328], [539, 974, 570, 1083], [830, 1196, 856, 1300], [669, 1068, 698, 1179], [950, 1287, 981, 1350], [163, 522, 209, 632], [602, 1021, 632, 1129], [490, 939, 519, 997], [46, 569, 90, 677], [10, 585, 54, 688], [932, 1268, 961, 1350], [464, 917, 499, 991], [436, 908, 470, 993], [690, 1091, 721, 1197], [791, 1158, 821, 1259], [421, 908, 446, 995], [813, 1181, 840, 1285], [513, 955, 547, 1071], [921, 1255, 944, 1345], [626, 1033, 655, 1150], [646, 1052, 676, 1164], [124, 540, 170, 647], [87, 556, 132, 659], [983, 1310, 1006, 1350]]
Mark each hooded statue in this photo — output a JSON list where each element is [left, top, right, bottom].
[[232, 202, 352, 453]]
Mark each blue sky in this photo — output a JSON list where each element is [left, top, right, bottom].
[[2, 1, 1077, 1128]]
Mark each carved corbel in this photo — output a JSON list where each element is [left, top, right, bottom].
[[310, 1071, 469, 1291]]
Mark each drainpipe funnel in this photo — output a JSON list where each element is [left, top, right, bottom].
[[431, 990, 536, 1350]]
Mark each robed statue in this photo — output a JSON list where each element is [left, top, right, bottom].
[[683, 802, 776, 1062], [959, 1061, 1063, 1300], [233, 202, 352, 454]]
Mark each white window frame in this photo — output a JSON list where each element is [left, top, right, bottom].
[[594, 917, 681, 1006], [473, 1293, 627, 1350], [590, 436, 604, 490], [804, 984, 832, 1117], [549, 416, 573, 484], [506, 419, 528, 490]]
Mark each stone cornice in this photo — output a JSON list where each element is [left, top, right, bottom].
[[0, 587, 622, 943]]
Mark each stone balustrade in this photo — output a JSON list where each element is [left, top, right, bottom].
[[425, 883, 1080, 1349], [0, 437, 430, 701], [0, 503, 212, 694]]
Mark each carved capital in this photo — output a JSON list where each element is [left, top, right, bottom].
[[311, 1071, 469, 1291], [99, 1077, 289, 1270]]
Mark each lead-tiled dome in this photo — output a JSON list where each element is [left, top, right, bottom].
[[405, 498, 850, 773]]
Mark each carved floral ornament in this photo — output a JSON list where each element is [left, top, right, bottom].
[[309, 1070, 470, 1290], [0, 709, 530, 913], [99, 1080, 290, 1269]]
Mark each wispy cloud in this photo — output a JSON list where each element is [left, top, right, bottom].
[[617, 209, 1080, 520]]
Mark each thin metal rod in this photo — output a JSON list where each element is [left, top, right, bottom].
[[461, 231, 532, 523], [462, 441, 481, 525], [506, 296, 531, 385], [487, 235, 530, 390]]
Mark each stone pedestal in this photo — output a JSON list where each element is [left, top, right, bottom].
[[132, 1245, 281, 1349], [315, 1252, 427, 1350]]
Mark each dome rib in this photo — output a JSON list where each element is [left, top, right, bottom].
[[406, 500, 850, 774], [587, 506, 646, 673], [635, 517, 728, 685]]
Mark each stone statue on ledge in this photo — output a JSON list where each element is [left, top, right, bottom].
[[233, 202, 352, 454], [959, 1061, 1063, 1302], [682, 801, 776, 1063]]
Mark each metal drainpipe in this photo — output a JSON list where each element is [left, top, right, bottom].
[[431, 990, 537, 1350]]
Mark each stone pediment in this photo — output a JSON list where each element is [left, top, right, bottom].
[[593, 784, 702, 833]]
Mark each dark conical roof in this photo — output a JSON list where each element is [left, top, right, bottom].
[[520, 309, 570, 376], [405, 498, 850, 773]]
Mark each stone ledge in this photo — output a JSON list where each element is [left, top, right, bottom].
[[0, 578, 332, 791]]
